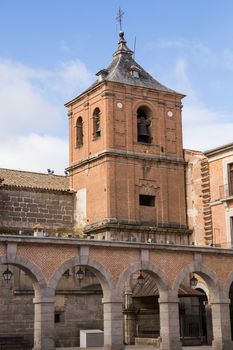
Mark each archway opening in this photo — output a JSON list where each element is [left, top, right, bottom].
[[178, 272, 213, 347], [0, 263, 40, 349], [123, 270, 161, 347], [229, 281, 233, 340], [54, 264, 104, 348]]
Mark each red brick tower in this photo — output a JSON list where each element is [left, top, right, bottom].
[[65, 32, 191, 243]]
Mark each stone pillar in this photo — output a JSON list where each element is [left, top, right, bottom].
[[159, 293, 182, 350], [102, 296, 125, 350], [123, 282, 136, 345], [33, 292, 55, 350], [211, 298, 233, 350]]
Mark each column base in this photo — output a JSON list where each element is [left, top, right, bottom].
[[212, 339, 233, 350], [160, 339, 182, 350], [103, 346, 125, 350]]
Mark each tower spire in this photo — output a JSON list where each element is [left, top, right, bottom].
[[113, 31, 133, 57], [116, 7, 124, 32]]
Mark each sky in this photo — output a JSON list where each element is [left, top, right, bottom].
[[1, 1, 233, 174]]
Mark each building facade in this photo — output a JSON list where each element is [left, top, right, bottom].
[[185, 143, 233, 248]]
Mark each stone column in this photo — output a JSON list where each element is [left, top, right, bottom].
[[159, 293, 182, 350], [102, 296, 125, 350], [33, 291, 55, 350], [211, 298, 233, 350], [123, 286, 137, 345]]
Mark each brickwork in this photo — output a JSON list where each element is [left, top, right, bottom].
[[66, 54, 189, 245], [205, 145, 233, 248], [185, 149, 208, 246], [1, 237, 233, 293], [89, 247, 139, 285], [0, 187, 74, 233], [149, 251, 193, 285], [17, 245, 77, 280]]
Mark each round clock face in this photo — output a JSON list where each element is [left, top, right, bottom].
[[117, 102, 123, 109], [167, 111, 173, 117]]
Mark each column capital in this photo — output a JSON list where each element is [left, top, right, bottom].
[[159, 290, 179, 303], [210, 298, 231, 305], [33, 297, 55, 304], [102, 296, 122, 304]]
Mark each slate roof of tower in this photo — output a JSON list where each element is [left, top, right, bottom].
[[0, 168, 70, 192], [65, 32, 181, 105]]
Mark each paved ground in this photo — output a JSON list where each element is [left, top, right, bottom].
[[56, 346, 212, 350]]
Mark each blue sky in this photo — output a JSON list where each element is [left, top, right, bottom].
[[1, 1, 233, 174]]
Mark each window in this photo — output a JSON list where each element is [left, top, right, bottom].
[[130, 65, 140, 78], [139, 194, 155, 206], [55, 311, 64, 324], [76, 117, 83, 147], [137, 106, 151, 143], [229, 164, 233, 195], [93, 108, 101, 139], [55, 313, 61, 323], [131, 70, 139, 78]]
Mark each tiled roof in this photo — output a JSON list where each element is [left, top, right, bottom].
[[0, 168, 70, 192], [133, 273, 205, 298]]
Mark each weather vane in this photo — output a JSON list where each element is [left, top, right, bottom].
[[116, 7, 124, 31]]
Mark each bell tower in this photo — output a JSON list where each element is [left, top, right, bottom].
[[65, 32, 191, 244]]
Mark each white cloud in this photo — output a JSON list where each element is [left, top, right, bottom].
[[172, 58, 233, 151], [0, 58, 92, 174], [0, 134, 68, 174]]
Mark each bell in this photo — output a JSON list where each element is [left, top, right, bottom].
[[138, 121, 149, 137], [138, 118, 150, 142], [96, 122, 100, 133]]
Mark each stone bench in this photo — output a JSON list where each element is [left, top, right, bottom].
[[80, 329, 104, 348], [0, 336, 28, 350], [135, 336, 161, 347]]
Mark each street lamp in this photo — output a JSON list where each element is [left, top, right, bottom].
[[190, 274, 198, 288], [2, 265, 13, 283], [137, 271, 145, 287], [76, 267, 85, 282]]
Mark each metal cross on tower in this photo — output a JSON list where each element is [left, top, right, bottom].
[[116, 7, 124, 31]]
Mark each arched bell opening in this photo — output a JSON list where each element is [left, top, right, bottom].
[[137, 106, 152, 144]]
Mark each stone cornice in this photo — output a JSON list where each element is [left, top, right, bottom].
[[0, 235, 233, 255], [67, 149, 186, 172]]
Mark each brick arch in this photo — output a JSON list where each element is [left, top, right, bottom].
[[48, 256, 114, 296], [223, 271, 233, 298], [173, 263, 220, 301], [133, 100, 155, 116], [0, 254, 47, 293], [117, 261, 170, 295]]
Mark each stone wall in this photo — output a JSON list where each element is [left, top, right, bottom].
[[0, 186, 74, 233]]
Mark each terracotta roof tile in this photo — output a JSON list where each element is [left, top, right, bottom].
[[0, 168, 70, 192]]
